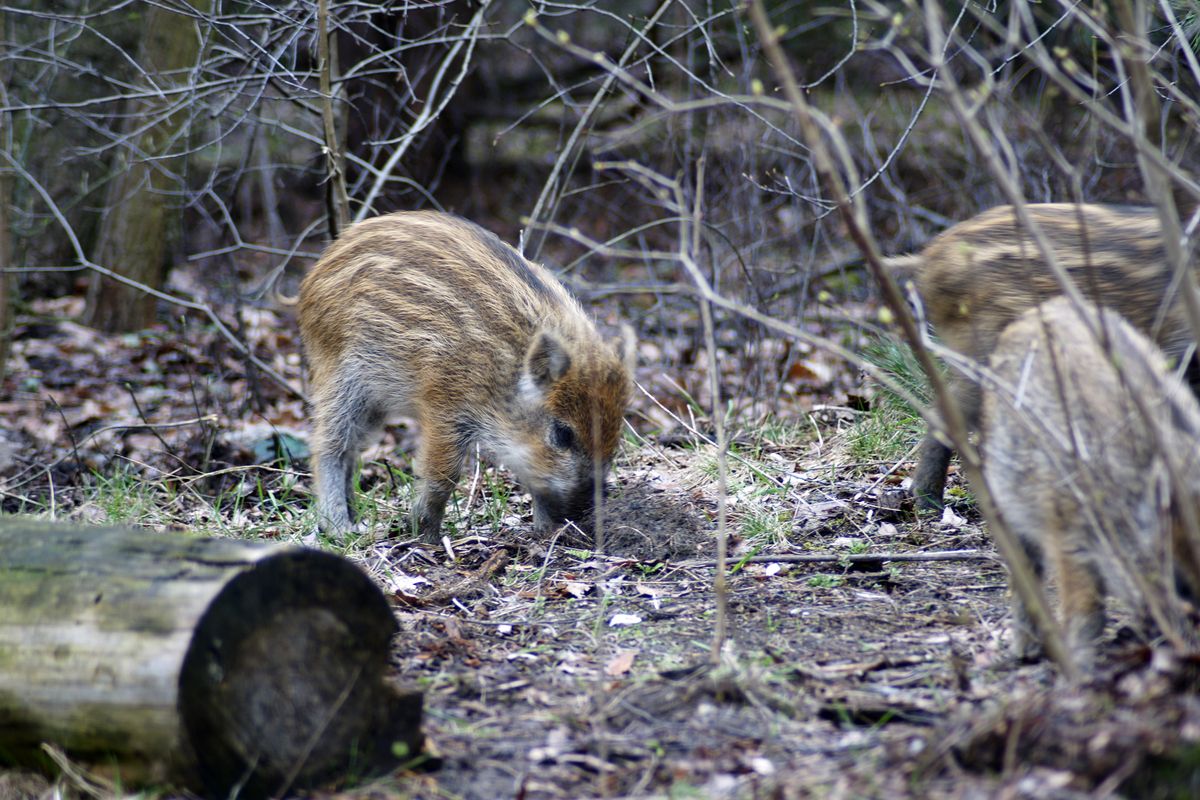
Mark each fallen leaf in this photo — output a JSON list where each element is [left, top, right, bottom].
[[787, 361, 820, 381], [605, 649, 637, 676], [65, 398, 108, 427], [560, 580, 591, 598], [940, 507, 967, 529], [383, 572, 430, 596]]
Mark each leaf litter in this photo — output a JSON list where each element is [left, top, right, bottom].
[[2, 283, 1200, 799]]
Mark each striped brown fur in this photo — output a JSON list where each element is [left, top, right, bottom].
[[982, 297, 1200, 668], [298, 211, 633, 541], [888, 203, 1196, 509]]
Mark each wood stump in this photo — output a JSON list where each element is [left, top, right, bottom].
[[0, 519, 422, 798]]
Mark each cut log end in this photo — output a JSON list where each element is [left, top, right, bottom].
[[179, 548, 422, 797], [0, 522, 423, 799]]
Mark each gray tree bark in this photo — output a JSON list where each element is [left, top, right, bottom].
[[0, 9, 14, 382], [83, 0, 212, 332]]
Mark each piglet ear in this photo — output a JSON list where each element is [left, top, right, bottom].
[[525, 331, 571, 390]]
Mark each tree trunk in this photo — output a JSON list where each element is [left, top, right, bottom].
[[0, 157, 11, 387], [0, 520, 422, 799], [0, 8, 14, 383], [83, 0, 212, 332]]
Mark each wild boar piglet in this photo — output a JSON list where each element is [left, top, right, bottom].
[[887, 203, 1196, 509], [981, 296, 1200, 669], [298, 210, 633, 542]]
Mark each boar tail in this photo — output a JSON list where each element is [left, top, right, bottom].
[[880, 254, 923, 285]]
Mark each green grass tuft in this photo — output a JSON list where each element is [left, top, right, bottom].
[[88, 468, 171, 525], [862, 334, 933, 415], [848, 335, 934, 464]]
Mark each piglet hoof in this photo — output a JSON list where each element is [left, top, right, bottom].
[[910, 485, 945, 514], [403, 514, 445, 546], [348, 519, 382, 542], [315, 518, 377, 547], [1009, 628, 1044, 664]]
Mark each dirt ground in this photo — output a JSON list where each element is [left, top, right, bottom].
[[3, 297, 1200, 800], [338, 446, 1200, 800]]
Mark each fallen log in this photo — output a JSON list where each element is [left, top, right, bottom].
[[0, 519, 422, 798]]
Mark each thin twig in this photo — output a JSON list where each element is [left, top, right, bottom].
[[680, 549, 997, 570], [520, 0, 672, 259], [317, 0, 349, 234], [123, 381, 176, 457], [0, 149, 304, 401], [0, 415, 219, 493], [354, 2, 489, 222], [749, 0, 1078, 681]]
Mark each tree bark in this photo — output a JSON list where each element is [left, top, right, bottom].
[[0, 8, 14, 382], [83, 0, 211, 332], [0, 520, 422, 799], [318, 0, 350, 238]]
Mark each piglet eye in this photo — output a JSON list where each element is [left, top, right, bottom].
[[550, 420, 576, 450]]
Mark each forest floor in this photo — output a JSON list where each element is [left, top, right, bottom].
[[3, 287, 1200, 800]]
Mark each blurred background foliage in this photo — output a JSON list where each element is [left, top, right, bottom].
[[0, 0, 1196, 401]]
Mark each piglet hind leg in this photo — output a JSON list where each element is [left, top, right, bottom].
[[911, 434, 953, 511], [911, 375, 983, 511], [311, 434, 356, 536], [1052, 543, 1106, 674], [408, 422, 467, 543], [1008, 537, 1048, 663], [309, 381, 376, 538]]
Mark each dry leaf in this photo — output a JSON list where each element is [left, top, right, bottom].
[[940, 507, 967, 529], [605, 649, 637, 676], [560, 580, 591, 598]]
